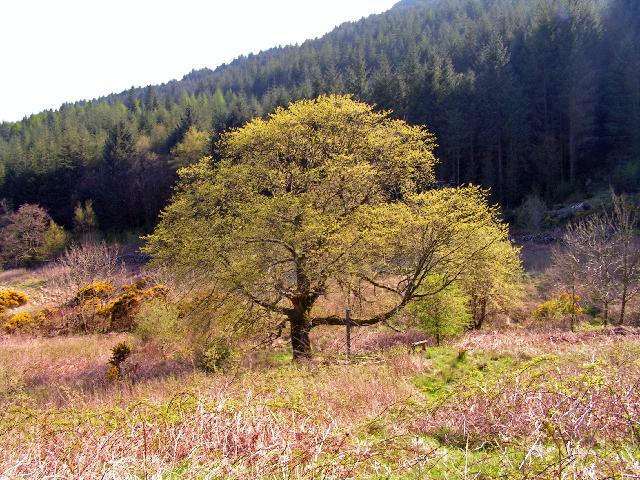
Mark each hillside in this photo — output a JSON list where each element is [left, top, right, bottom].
[[2, 12, 640, 475], [0, 0, 639, 231]]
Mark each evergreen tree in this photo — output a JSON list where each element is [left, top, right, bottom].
[[96, 121, 136, 230]]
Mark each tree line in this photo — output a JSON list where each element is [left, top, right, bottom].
[[0, 0, 639, 232]]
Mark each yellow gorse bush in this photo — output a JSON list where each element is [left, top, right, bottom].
[[0, 289, 28, 313], [533, 293, 583, 321], [95, 281, 171, 330], [2, 311, 33, 332], [74, 281, 114, 304]]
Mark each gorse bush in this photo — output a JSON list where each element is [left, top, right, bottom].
[[73, 281, 114, 305], [106, 341, 132, 380], [533, 293, 583, 329], [2, 312, 33, 332], [96, 281, 170, 331], [0, 290, 28, 313]]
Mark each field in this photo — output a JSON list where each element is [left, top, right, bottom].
[[1, 237, 640, 479], [2, 325, 640, 479]]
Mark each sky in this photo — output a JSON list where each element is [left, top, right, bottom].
[[0, 0, 397, 122]]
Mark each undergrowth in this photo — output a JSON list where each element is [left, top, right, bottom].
[[1, 332, 640, 478]]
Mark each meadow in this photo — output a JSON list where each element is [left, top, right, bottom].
[[1, 291, 639, 479]]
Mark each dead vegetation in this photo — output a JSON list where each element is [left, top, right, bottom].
[[1, 327, 640, 479]]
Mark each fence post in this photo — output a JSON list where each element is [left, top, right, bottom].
[[346, 306, 351, 358]]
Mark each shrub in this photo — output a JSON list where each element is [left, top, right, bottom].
[[107, 342, 132, 380], [43, 242, 128, 304], [73, 281, 114, 305], [0, 204, 64, 267], [409, 276, 471, 346], [134, 299, 182, 344], [96, 282, 171, 332], [73, 200, 98, 236], [2, 312, 33, 332], [516, 195, 547, 231], [39, 220, 69, 260], [194, 337, 231, 373], [533, 293, 583, 330], [0, 289, 28, 313]]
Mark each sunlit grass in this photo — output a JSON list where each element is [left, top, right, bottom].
[[1, 330, 640, 478]]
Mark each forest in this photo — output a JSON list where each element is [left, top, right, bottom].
[[1, 0, 639, 232]]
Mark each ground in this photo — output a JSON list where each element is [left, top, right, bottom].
[[1, 326, 639, 479]]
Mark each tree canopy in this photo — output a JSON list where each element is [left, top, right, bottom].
[[145, 96, 521, 358]]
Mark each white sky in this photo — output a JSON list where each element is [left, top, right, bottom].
[[0, 0, 397, 122]]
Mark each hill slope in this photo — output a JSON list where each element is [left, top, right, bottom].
[[0, 0, 638, 230]]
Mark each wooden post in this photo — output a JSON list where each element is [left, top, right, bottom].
[[346, 305, 351, 358]]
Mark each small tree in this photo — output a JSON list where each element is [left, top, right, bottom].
[[41, 220, 69, 259], [169, 126, 211, 169], [550, 222, 589, 331], [458, 226, 523, 329], [409, 276, 471, 345], [611, 192, 640, 324], [554, 197, 637, 327], [579, 215, 618, 325], [0, 204, 67, 267], [516, 194, 547, 231], [73, 200, 98, 238]]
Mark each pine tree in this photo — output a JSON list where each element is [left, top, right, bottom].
[[96, 121, 136, 230]]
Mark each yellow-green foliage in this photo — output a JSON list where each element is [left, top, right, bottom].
[[170, 126, 211, 169], [134, 299, 182, 344], [533, 293, 583, 321], [0, 289, 28, 313], [105, 364, 120, 381], [74, 281, 114, 304], [143, 96, 520, 358], [38, 220, 69, 259], [195, 337, 231, 373], [2, 311, 33, 332], [409, 276, 471, 345]]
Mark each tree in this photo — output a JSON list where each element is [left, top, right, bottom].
[[169, 126, 210, 169], [73, 200, 98, 236], [550, 227, 586, 332], [145, 96, 520, 359], [611, 192, 640, 324], [409, 275, 471, 345], [0, 204, 67, 266], [558, 212, 618, 326], [458, 227, 523, 330], [167, 105, 196, 150], [96, 121, 136, 230]]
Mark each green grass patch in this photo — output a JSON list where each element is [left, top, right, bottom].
[[413, 347, 517, 404]]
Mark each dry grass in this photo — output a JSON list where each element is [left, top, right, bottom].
[[1, 327, 640, 478]]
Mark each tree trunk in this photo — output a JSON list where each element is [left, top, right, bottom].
[[603, 300, 609, 327], [473, 297, 487, 330], [289, 299, 313, 360], [620, 282, 628, 325]]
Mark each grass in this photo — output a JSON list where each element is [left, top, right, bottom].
[[1, 328, 640, 478]]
